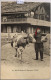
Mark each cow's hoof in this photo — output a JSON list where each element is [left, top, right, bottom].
[[15, 55, 17, 57]]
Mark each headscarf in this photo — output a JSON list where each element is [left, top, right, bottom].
[[35, 28, 41, 36]]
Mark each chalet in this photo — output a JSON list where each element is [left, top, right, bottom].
[[33, 3, 50, 21], [1, 2, 50, 34]]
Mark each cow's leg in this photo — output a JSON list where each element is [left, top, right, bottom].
[[17, 48, 23, 61], [17, 48, 19, 58], [21, 52, 22, 61], [20, 48, 23, 61], [15, 48, 17, 57], [18, 52, 19, 58]]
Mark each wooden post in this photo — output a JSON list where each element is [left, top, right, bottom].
[[27, 27, 30, 33], [29, 27, 30, 33], [7, 26, 11, 33], [3, 26, 6, 33], [13, 26, 17, 33], [32, 27, 33, 33]]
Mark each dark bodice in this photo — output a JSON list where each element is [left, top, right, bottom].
[[34, 33, 42, 43]]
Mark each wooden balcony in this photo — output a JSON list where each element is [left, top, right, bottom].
[[1, 18, 51, 27], [27, 18, 51, 27], [1, 18, 27, 24]]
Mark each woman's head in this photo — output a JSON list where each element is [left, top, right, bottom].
[[37, 29, 41, 33], [35, 28, 41, 36]]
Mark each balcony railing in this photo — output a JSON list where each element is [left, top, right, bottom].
[[1, 17, 51, 27], [27, 18, 51, 27], [1, 18, 27, 22]]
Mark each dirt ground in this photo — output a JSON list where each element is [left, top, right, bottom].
[[1, 43, 50, 67], [1, 43, 50, 79]]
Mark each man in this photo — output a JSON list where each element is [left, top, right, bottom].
[[34, 28, 44, 61]]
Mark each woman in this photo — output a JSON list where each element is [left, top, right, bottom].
[[34, 28, 44, 61]]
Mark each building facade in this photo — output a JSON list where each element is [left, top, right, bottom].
[[33, 3, 50, 21], [1, 2, 50, 34]]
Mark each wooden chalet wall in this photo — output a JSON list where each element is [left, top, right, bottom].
[[1, 2, 50, 34], [34, 3, 50, 21]]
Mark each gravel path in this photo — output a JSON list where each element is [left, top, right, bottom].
[[1, 43, 50, 67], [1, 43, 50, 79]]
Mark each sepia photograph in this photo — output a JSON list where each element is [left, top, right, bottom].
[[1, 1, 50, 79]]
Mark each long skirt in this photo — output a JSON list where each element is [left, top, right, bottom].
[[35, 42, 43, 52]]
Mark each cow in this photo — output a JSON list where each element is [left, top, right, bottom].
[[11, 34, 29, 61]]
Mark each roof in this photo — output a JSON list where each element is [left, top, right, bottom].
[[1, 2, 41, 14], [32, 3, 50, 15]]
